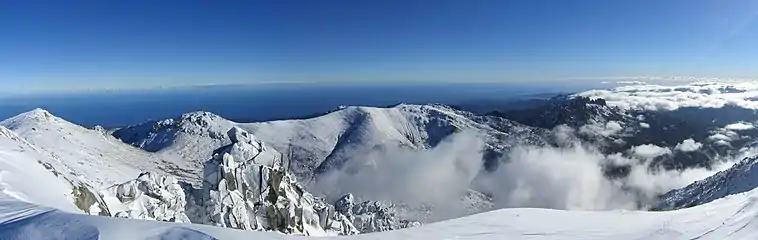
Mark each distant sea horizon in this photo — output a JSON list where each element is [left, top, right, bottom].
[[0, 82, 606, 128]]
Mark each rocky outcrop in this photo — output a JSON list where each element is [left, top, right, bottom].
[[193, 127, 358, 236], [334, 193, 422, 233], [100, 172, 190, 222], [96, 125, 426, 235]]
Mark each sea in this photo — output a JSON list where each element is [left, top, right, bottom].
[[0, 82, 605, 128]]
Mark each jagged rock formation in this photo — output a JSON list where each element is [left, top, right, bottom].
[[76, 125, 422, 235], [189, 126, 358, 236], [334, 193, 422, 233], [100, 172, 191, 222]]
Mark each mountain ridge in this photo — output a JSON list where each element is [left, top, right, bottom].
[[113, 103, 551, 183]]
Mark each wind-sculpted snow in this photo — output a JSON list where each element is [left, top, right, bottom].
[[100, 172, 191, 223]]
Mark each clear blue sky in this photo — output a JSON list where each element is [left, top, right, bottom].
[[2, 0, 758, 93]]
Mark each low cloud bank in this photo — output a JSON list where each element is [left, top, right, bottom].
[[313, 128, 742, 219], [575, 81, 758, 111], [475, 136, 730, 211], [312, 130, 486, 219]]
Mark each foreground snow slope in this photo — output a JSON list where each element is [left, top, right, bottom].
[[0, 127, 83, 213], [4, 185, 758, 239]]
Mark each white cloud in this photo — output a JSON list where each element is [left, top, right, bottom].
[[578, 121, 624, 137], [313, 130, 486, 220], [707, 126, 742, 143], [573, 81, 758, 112], [630, 144, 672, 159], [708, 133, 733, 142], [675, 139, 703, 152], [313, 122, 751, 218], [639, 122, 650, 128], [617, 81, 647, 85], [475, 145, 636, 210], [474, 141, 735, 211], [725, 122, 754, 131], [605, 121, 623, 132]]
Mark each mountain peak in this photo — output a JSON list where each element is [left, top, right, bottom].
[[28, 108, 52, 116], [175, 111, 230, 131], [0, 108, 63, 130], [17, 108, 55, 120], [179, 111, 223, 121]]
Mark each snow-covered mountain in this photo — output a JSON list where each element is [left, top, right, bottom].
[[0, 114, 408, 236], [111, 104, 533, 223]]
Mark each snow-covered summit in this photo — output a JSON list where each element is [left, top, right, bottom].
[[175, 111, 232, 138], [111, 111, 236, 177], [0, 108, 60, 130]]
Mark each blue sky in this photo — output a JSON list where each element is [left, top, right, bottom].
[[2, 0, 758, 94]]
